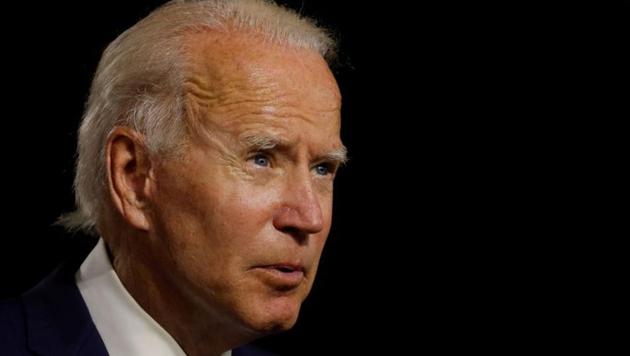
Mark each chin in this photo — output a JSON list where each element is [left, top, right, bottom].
[[242, 294, 303, 334]]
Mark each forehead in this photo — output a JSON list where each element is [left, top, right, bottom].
[[181, 30, 342, 144]]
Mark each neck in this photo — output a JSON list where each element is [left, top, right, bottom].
[[104, 231, 256, 356]]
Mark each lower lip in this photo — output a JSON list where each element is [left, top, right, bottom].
[[253, 267, 304, 289]]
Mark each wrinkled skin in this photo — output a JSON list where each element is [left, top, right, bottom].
[[105, 31, 344, 356]]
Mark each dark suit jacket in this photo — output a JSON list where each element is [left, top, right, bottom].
[[0, 240, 274, 356]]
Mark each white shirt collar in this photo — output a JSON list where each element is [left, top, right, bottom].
[[76, 238, 231, 356]]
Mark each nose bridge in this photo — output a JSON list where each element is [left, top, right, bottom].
[[276, 166, 324, 234]]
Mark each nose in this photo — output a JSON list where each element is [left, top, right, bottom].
[[273, 171, 324, 237]]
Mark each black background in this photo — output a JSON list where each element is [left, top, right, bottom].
[[1, 0, 618, 354]]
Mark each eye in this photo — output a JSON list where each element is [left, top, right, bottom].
[[314, 163, 334, 176], [251, 154, 270, 167]]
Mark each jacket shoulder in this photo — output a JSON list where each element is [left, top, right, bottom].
[[0, 297, 33, 355]]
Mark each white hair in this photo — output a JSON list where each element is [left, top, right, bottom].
[[59, 0, 337, 234]]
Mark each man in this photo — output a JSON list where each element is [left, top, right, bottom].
[[0, 0, 347, 355]]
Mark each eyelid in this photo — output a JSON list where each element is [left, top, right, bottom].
[[247, 150, 273, 166], [246, 148, 272, 158], [313, 161, 339, 176]]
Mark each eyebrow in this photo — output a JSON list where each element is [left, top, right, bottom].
[[241, 133, 348, 166], [324, 146, 349, 166], [242, 134, 283, 151]]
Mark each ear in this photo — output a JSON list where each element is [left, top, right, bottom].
[[105, 126, 154, 231]]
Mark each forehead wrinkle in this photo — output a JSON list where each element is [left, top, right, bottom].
[[257, 104, 341, 126], [180, 31, 342, 162], [182, 71, 335, 136], [189, 101, 340, 158], [212, 94, 340, 133], [184, 72, 287, 115], [182, 47, 340, 129]]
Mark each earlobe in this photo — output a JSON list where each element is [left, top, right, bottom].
[[106, 127, 153, 231]]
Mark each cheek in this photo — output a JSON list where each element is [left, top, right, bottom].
[[173, 179, 283, 270], [213, 182, 279, 230]]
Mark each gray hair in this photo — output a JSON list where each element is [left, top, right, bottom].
[[59, 0, 337, 234]]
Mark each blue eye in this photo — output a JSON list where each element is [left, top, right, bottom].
[[315, 164, 330, 176], [252, 154, 270, 167]]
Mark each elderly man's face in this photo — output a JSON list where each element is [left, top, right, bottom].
[[145, 33, 343, 335]]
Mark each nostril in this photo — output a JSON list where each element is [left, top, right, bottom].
[[280, 226, 300, 235], [278, 226, 309, 243]]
